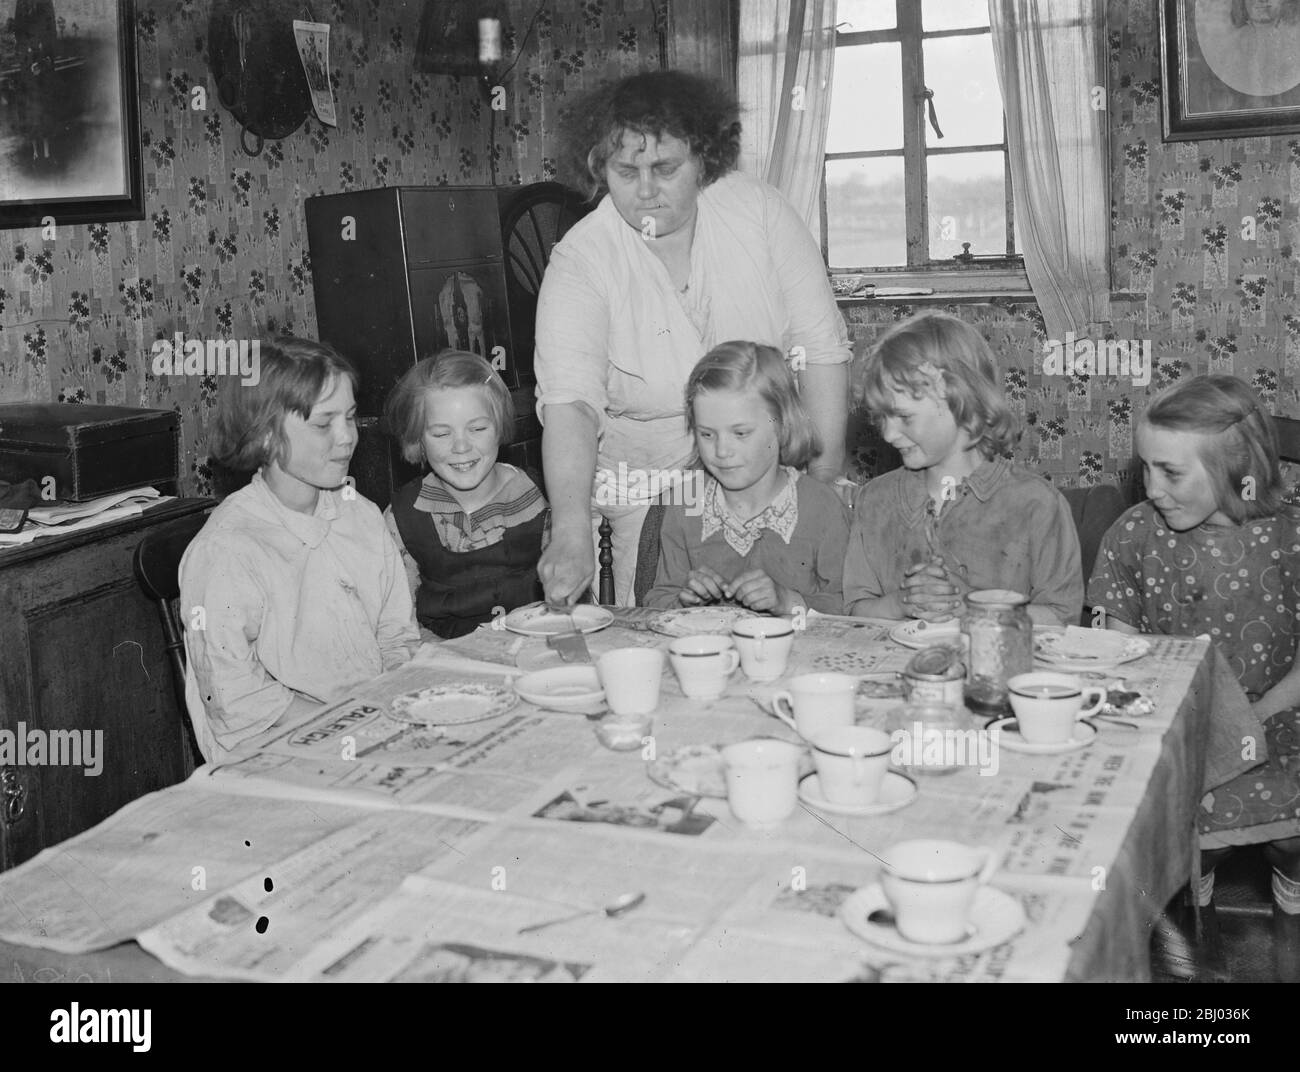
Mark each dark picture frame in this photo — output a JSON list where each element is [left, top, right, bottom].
[[0, 0, 144, 228], [1161, 0, 1300, 141]]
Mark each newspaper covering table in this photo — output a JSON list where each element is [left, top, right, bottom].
[[0, 612, 1241, 982]]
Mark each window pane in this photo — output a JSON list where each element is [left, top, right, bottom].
[[826, 42, 902, 153], [827, 157, 907, 268], [923, 0, 989, 31], [923, 34, 1003, 148], [837, 0, 896, 32], [927, 151, 1008, 259]]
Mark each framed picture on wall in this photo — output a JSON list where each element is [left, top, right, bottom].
[[1161, 0, 1300, 140], [0, 0, 144, 228], [1164, 0, 1300, 139]]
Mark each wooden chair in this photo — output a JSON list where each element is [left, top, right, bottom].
[[1060, 483, 1128, 625], [633, 504, 667, 606], [132, 513, 209, 767], [1275, 413, 1300, 464]]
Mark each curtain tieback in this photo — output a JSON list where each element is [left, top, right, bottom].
[[916, 88, 944, 139]]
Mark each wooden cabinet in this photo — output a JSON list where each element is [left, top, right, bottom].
[[304, 186, 542, 508], [0, 499, 211, 871]]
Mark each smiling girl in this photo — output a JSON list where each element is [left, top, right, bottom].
[[1089, 374, 1300, 981], [181, 338, 419, 763], [641, 341, 850, 614], [384, 350, 548, 638], [845, 314, 1082, 625]]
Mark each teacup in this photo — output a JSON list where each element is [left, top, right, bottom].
[[771, 673, 857, 740], [721, 738, 803, 828], [596, 648, 665, 716], [809, 726, 892, 805], [731, 618, 796, 682], [879, 839, 1001, 944], [668, 635, 741, 699], [1006, 671, 1106, 745]]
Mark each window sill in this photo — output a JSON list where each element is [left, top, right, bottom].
[[831, 265, 1033, 304]]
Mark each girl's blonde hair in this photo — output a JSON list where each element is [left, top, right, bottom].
[[860, 313, 1018, 459], [1140, 374, 1288, 522], [685, 340, 820, 469], [384, 349, 514, 466]]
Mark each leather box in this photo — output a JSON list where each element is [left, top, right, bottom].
[[0, 404, 180, 501]]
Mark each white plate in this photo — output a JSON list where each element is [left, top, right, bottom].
[[646, 744, 727, 799], [888, 619, 965, 650], [390, 683, 518, 725], [1033, 628, 1150, 670], [514, 666, 605, 714], [649, 606, 761, 638], [797, 771, 917, 816], [840, 883, 1026, 958], [503, 603, 614, 637], [988, 717, 1098, 754]]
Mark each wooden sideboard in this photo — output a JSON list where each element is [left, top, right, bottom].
[[0, 498, 212, 871]]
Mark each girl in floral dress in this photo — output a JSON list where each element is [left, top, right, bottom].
[[1089, 374, 1300, 981]]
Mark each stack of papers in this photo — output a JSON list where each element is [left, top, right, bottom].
[[0, 487, 170, 547]]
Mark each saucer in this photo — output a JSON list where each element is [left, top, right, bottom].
[[888, 619, 965, 650], [839, 884, 1026, 958], [1033, 627, 1150, 671], [646, 744, 728, 799], [797, 771, 918, 816], [503, 603, 614, 637], [988, 717, 1098, 754], [513, 666, 605, 714], [649, 606, 761, 638], [390, 682, 518, 725]]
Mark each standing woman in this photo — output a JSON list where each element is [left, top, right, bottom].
[[534, 70, 851, 606]]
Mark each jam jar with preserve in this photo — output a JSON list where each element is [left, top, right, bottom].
[[961, 589, 1032, 717]]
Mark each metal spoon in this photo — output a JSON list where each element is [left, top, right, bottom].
[[518, 891, 646, 934]]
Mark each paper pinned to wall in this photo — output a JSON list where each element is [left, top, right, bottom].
[[293, 20, 336, 127]]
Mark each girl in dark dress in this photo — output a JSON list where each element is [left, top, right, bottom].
[[383, 350, 547, 638], [1089, 374, 1300, 981]]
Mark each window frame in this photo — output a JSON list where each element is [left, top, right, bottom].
[[824, 2, 1029, 294]]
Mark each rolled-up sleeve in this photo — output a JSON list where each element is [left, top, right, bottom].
[[534, 240, 610, 434], [765, 187, 850, 367]]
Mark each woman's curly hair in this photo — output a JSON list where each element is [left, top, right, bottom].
[[557, 70, 742, 199]]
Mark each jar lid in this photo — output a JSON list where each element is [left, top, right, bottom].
[[905, 644, 964, 677], [965, 588, 1028, 607]]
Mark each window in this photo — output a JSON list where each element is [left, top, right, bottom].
[[825, 0, 1025, 288]]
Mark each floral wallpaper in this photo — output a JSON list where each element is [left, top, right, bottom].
[[846, 0, 1300, 494], [0, 0, 662, 495], [6, 0, 1296, 500]]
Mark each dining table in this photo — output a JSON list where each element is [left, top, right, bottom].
[[0, 607, 1263, 983]]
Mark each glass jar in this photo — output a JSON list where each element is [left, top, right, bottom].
[[961, 589, 1033, 717]]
